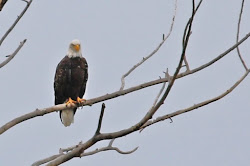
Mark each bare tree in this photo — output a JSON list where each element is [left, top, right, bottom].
[[0, 0, 249, 165]]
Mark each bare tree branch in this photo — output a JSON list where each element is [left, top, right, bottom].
[[178, 31, 250, 77], [0, 39, 26, 68], [32, 142, 83, 166], [140, 69, 250, 130], [32, 139, 138, 166], [31, 154, 63, 166], [119, 0, 178, 90], [140, 69, 169, 133], [183, 55, 190, 71], [0, 0, 32, 46], [95, 103, 105, 135], [81, 139, 138, 156], [236, 0, 248, 71], [59, 142, 83, 154], [1, 30, 250, 135], [152, 69, 169, 107]]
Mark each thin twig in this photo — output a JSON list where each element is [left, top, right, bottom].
[[182, 0, 202, 46], [236, 0, 248, 71], [119, 0, 178, 90], [95, 103, 105, 135], [81, 139, 138, 156], [1, 31, 250, 135], [183, 55, 190, 71], [152, 69, 169, 107], [140, 69, 250, 130], [0, 0, 32, 46], [180, 2, 202, 80], [0, 39, 26, 68]]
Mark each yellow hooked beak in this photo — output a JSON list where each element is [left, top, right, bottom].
[[74, 44, 80, 51]]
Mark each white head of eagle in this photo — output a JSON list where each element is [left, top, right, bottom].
[[67, 39, 82, 58], [54, 39, 88, 127]]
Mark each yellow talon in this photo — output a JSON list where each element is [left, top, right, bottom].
[[66, 97, 77, 106], [77, 97, 86, 104]]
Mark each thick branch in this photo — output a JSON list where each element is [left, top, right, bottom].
[[0, 0, 32, 46], [31, 154, 62, 166], [59, 142, 82, 154], [0, 39, 26, 68], [1, 31, 250, 135]]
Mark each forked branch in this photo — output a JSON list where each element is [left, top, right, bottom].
[[152, 69, 170, 107], [140, 69, 250, 130], [0, 39, 27, 68], [32, 139, 138, 166], [81, 139, 138, 156]]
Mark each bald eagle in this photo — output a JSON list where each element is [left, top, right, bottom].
[[54, 39, 88, 127]]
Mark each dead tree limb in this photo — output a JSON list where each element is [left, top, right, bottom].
[[81, 139, 138, 156], [32, 139, 138, 166]]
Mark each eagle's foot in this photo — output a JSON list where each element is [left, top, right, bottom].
[[66, 97, 77, 107], [77, 97, 86, 105]]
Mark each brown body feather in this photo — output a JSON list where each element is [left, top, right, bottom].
[[54, 56, 88, 123], [0, 0, 8, 11]]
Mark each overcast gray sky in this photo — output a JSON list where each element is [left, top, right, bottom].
[[1, 0, 250, 165]]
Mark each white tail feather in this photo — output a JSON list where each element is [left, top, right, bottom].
[[61, 109, 74, 127]]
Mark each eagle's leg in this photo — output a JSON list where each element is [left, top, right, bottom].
[[77, 97, 86, 104], [66, 97, 77, 106]]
